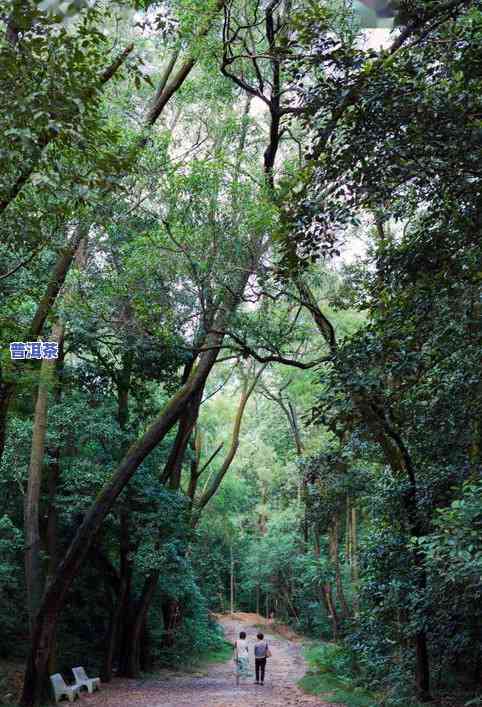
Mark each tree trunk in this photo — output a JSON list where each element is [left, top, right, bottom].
[[119, 573, 159, 678], [24, 322, 64, 636], [0, 377, 14, 462], [415, 630, 432, 702], [346, 496, 351, 569], [230, 544, 235, 615], [329, 515, 351, 619], [140, 620, 152, 672], [314, 525, 337, 637], [161, 598, 180, 649], [101, 511, 131, 682], [323, 584, 339, 640], [46, 445, 59, 676], [162, 386, 203, 490], [351, 507, 358, 583], [116, 355, 133, 433], [101, 586, 125, 682], [45, 441, 61, 676], [100, 347, 134, 683], [469, 301, 482, 475], [45, 338, 65, 676]]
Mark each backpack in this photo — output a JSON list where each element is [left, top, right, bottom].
[[254, 641, 269, 659]]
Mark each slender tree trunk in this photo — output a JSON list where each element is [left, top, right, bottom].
[[230, 544, 235, 615], [101, 584, 125, 682], [46, 444, 60, 677], [100, 345, 134, 682], [350, 506, 359, 615], [116, 355, 133, 432], [24, 322, 64, 636], [101, 512, 131, 682], [140, 620, 152, 672], [45, 337, 65, 676], [323, 584, 339, 640], [346, 496, 351, 568], [161, 598, 180, 649], [162, 386, 203, 489], [0, 377, 14, 461], [351, 507, 358, 581], [120, 572, 159, 678], [330, 515, 351, 619], [314, 526, 337, 637], [415, 631, 431, 701], [469, 301, 482, 475]]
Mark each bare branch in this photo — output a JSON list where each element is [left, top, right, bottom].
[[212, 327, 331, 369], [198, 442, 224, 478]]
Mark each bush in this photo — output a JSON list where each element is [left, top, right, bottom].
[[300, 643, 380, 706]]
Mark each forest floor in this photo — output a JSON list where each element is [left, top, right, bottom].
[[0, 615, 471, 706], [79, 612, 340, 707]]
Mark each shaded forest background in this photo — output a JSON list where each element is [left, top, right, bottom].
[[0, 1, 481, 706]]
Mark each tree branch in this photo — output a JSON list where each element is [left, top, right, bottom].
[[191, 364, 266, 525], [213, 328, 330, 369]]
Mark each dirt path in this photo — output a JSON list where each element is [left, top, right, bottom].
[[82, 612, 338, 707]]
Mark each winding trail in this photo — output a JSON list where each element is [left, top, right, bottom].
[[83, 612, 338, 707]]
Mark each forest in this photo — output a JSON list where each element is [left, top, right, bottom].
[[0, 1, 481, 706]]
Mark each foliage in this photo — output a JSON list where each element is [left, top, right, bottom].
[[299, 643, 378, 706]]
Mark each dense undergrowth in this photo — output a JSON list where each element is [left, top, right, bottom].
[[299, 644, 378, 706]]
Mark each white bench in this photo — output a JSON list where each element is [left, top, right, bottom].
[[49, 673, 80, 703], [72, 666, 100, 694]]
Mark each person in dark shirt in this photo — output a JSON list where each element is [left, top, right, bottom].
[[254, 632, 270, 685]]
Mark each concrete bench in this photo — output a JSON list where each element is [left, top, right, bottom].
[[50, 673, 80, 703], [72, 666, 100, 694]]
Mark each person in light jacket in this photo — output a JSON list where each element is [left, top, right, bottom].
[[234, 631, 251, 686]]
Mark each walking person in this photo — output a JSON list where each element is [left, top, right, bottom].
[[254, 632, 271, 685], [234, 631, 251, 686]]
